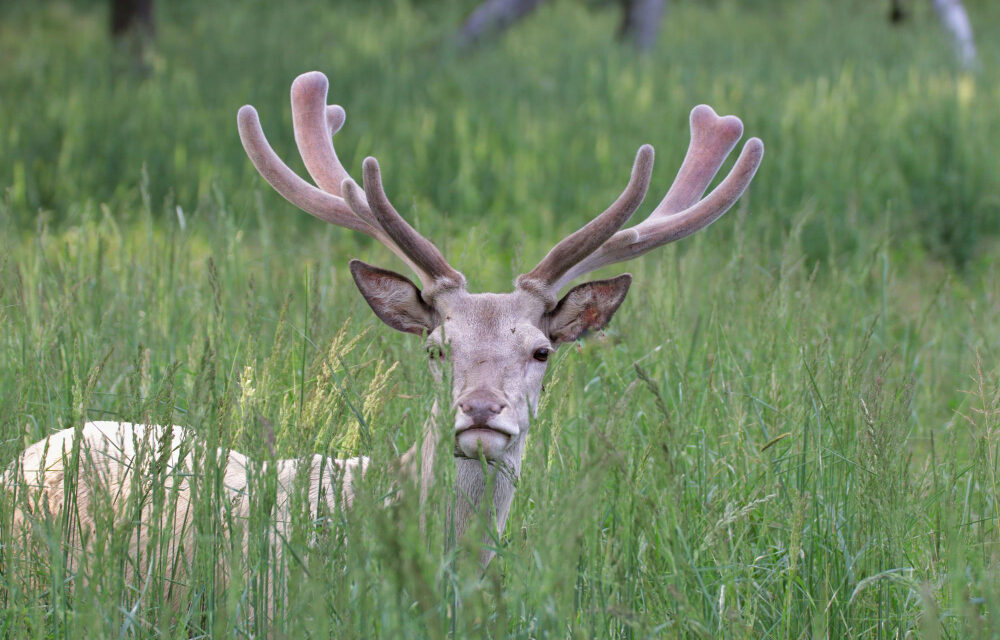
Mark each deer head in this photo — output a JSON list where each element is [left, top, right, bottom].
[[238, 71, 763, 550]]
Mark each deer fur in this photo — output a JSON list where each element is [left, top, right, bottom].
[[3, 421, 369, 584]]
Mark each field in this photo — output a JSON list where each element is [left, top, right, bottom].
[[2, 0, 1000, 637]]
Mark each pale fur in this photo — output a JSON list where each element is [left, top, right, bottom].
[[3, 420, 369, 589]]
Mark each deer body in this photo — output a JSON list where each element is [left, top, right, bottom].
[[4, 421, 369, 569], [3, 70, 763, 586]]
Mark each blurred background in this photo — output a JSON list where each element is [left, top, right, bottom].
[[2, 1, 1000, 637], [2, 0, 997, 269]]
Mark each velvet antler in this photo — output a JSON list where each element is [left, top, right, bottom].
[[519, 105, 763, 300], [238, 71, 464, 293]]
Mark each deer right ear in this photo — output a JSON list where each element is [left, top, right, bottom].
[[349, 259, 438, 335], [544, 274, 632, 345]]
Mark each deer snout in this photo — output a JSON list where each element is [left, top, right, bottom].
[[457, 393, 506, 426], [455, 391, 516, 460]]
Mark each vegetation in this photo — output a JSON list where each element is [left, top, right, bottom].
[[1, 0, 999, 636]]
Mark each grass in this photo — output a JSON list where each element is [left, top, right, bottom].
[[1, 0, 1000, 636]]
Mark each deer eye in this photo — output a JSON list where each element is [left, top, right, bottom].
[[426, 345, 445, 361], [533, 348, 550, 362]]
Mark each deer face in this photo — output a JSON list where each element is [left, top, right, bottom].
[[350, 263, 633, 461]]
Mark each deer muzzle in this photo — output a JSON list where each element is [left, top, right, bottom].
[[454, 391, 517, 460]]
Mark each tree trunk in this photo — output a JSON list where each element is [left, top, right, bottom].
[[456, 0, 547, 49], [888, 0, 908, 24], [110, 0, 155, 74], [618, 0, 666, 52], [929, 0, 977, 70], [111, 0, 154, 39]]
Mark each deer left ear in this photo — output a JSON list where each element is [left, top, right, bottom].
[[544, 274, 632, 345], [349, 259, 439, 335]]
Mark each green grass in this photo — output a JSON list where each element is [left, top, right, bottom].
[[1, 0, 1000, 636]]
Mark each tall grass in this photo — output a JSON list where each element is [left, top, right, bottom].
[[1, 0, 999, 637]]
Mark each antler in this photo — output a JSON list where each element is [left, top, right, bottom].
[[237, 71, 464, 293], [515, 145, 655, 301], [519, 105, 764, 300]]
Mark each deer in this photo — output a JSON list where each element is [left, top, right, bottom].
[[2, 71, 762, 581]]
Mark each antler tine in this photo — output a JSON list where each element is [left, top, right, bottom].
[[516, 144, 654, 303], [553, 130, 764, 292], [290, 72, 351, 196], [237, 104, 371, 234], [357, 158, 466, 291], [653, 105, 745, 215]]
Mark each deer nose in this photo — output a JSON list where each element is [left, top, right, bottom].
[[458, 393, 506, 425]]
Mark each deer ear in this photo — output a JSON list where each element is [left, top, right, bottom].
[[545, 274, 632, 345], [349, 259, 438, 335]]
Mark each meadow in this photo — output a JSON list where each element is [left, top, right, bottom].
[[1, 0, 1000, 637]]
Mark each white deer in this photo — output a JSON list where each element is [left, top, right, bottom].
[[3, 71, 762, 575]]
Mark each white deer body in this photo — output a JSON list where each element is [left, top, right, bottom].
[[5, 421, 368, 560], [3, 70, 763, 582]]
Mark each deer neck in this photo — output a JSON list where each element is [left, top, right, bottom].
[[400, 401, 525, 566], [450, 435, 524, 565]]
